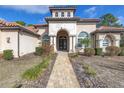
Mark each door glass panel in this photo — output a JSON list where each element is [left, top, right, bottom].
[[59, 36, 67, 50]]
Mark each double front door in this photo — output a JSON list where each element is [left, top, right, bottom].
[[59, 36, 67, 51]]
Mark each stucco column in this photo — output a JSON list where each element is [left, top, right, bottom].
[[53, 36, 57, 52], [73, 36, 76, 52], [50, 36, 53, 45], [69, 36, 72, 52]]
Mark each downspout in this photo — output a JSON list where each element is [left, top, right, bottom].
[[18, 30, 20, 58], [72, 36, 73, 52], [94, 33, 96, 48]]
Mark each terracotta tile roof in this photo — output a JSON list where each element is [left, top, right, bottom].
[[0, 20, 20, 27], [33, 24, 48, 27], [92, 26, 124, 34], [25, 26, 39, 33], [97, 26, 124, 31], [0, 20, 40, 36], [0, 20, 6, 26]]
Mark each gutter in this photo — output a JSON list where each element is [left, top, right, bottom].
[[0, 26, 40, 37], [94, 34, 96, 48]]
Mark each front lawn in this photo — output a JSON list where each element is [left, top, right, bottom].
[[0, 53, 57, 88], [0, 54, 42, 88]]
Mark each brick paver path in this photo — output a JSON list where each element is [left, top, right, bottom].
[[47, 52, 80, 88]]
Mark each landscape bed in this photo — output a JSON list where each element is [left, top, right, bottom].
[[0, 54, 42, 88], [0, 53, 57, 88], [69, 54, 124, 88], [21, 53, 57, 88]]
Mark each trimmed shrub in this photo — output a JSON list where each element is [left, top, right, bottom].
[[82, 63, 96, 76], [3, 50, 13, 60], [42, 42, 54, 56], [35, 47, 43, 56], [69, 53, 78, 58], [106, 46, 120, 56], [95, 48, 103, 56], [0, 53, 3, 59], [119, 47, 124, 56], [84, 48, 95, 56], [85, 66, 96, 76]]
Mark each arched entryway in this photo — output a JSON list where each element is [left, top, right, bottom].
[[57, 29, 69, 51]]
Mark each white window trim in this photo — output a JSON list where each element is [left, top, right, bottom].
[[67, 12, 70, 17], [55, 12, 58, 17], [77, 31, 89, 48], [61, 12, 64, 17]]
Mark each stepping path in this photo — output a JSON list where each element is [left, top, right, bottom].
[[47, 51, 80, 88]]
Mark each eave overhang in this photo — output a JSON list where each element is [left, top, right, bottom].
[[0, 26, 40, 37]]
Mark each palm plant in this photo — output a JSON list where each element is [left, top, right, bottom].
[[80, 38, 91, 48]]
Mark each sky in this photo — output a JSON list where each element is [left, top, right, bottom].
[[0, 5, 124, 25]]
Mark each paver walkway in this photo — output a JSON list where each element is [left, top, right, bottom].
[[47, 51, 80, 88]]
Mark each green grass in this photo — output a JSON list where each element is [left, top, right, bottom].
[[82, 63, 96, 76], [22, 56, 50, 80]]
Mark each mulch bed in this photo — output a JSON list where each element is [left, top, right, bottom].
[[20, 53, 57, 88], [69, 54, 124, 88], [69, 55, 108, 88]]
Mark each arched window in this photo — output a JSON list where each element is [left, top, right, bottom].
[[103, 35, 115, 47], [67, 12, 70, 17], [55, 12, 58, 17], [103, 38, 110, 47], [61, 12, 64, 17], [77, 32, 88, 47], [42, 34, 50, 43]]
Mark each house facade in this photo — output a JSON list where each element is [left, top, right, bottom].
[[0, 6, 124, 57], [35, 6, 123, 53], [0, 21, 40, 57]]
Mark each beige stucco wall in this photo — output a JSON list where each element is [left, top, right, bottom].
[[0, 30, 18, 57], [76, 23, 96, 35], [97, 33, 121, 52], [37, 27, 47, 35], [49, 21, 77, 36], [0, 29, 39, 58], [19, 31, 39, 56], [37, 27, 48, 45]]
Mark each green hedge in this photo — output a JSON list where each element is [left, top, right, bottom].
[[119, 47, 124, 56], [106, 46, 120, 56], [3, 50, 13, 60], [84, 48, 95, 56], [35, 47, 43, 56], [95, 48, 103, 56]]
